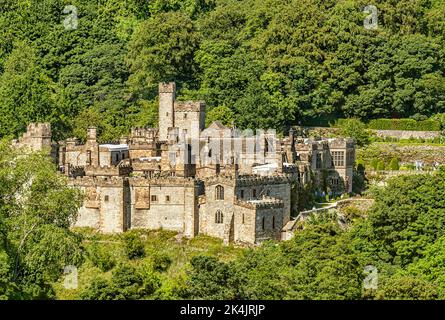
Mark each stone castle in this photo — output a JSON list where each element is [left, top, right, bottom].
[[15, 83, 356, 244]]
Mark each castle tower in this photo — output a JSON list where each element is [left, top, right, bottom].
[[86, 126, 99, 166], [159, 82, 176, 141]]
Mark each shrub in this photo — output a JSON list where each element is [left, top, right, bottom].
[[342, 206, 363, 222], [122, 231, 145, 259], [81, 264, 160, 300], [377, 161, 386, 171], [152, 253, 172, 273], [389, 158, 400, 171], [88, 242, 116, 272], [370, 159, 379, 170]]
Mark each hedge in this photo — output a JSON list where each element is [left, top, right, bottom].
[[367, 119, 441, 131], [334, 118, 441, 131]]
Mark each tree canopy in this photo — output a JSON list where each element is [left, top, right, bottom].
[[0, 0, 443, 140], [0, 140, 83, 299]]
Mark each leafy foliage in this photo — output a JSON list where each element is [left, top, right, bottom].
[[0, 140, 84, 299], [337, 118, 371, 147], [122, 231, 145, 260], [0, 0, 444, 140]]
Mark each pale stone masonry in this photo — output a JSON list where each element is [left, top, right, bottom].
[[15, 83, 356, 244]]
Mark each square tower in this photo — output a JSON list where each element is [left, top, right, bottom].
[[159, 82, 176, 141]]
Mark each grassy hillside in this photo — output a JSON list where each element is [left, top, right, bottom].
[[53, 228, 245, 300]]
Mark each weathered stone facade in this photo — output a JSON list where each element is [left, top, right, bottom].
[[16, 83, 356, 244]]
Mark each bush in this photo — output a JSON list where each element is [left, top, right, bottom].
[[389, 158, 400, 171], [370, 159, 379, 170], [122, 231, 145, 259], [356, 160, 365, 172], [334, 118, 371, 147], [81, 264, 160, 300], [88, 242, 116, 272], [152, 253, 172, 273], [367, 119, 441, 131], [377, 161, 386, 171]]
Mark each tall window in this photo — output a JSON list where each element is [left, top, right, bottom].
[[216, 185, 224, 200], [272, 216, 275, 229], [86, 150, 91, 165], [215, 210, 224, 224], [262, 217, 265, 231], [252, 189, 257, 198], [316, 153, 322, 169], [331, 151, 345, 167], [347, 150, 355, 165]]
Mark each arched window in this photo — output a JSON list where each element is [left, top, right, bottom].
[[215, 210, 224, 224], [215, 185, 224, 200], [242, 214, 245, 224]]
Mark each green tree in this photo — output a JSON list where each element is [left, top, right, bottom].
[[337, 119, 371, 147], [185, 255, 239, 299], [205, 105, 235, 127], [126, 11, 199, 98], [0, 141, 84, 299], [0, 42, 56, 138]]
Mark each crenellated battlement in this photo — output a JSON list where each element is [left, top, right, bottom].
[[129, 176, 197, 187], [236, 174, 290, 187], [235, 196, 284, 210], [159, 82, 176, 93], [23, 123, 51, 137], [174, 101, 206, 112], [84, 165, 132, 177], [69, 175, 127, 187]]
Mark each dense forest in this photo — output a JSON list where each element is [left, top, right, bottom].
[[0, 0, 444, 141]]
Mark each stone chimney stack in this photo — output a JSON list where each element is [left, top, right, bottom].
[[87, 127, 97, 142]]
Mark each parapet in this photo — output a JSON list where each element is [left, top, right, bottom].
[[24, 123, 52, 137], [129, 176, 198, 187], [235, 174, 290, 187], [159, 82, 176, 93], [174, 101, 206, 112], [84, 165, 132, 177], [327, 138, 356, 149], [235, 196, 284, 210], [68, 175, 127, 187]]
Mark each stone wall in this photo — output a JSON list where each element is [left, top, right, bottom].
[[70, 177, 128, 233], [199, 179, 236, 241], [12, 123, 52, 153], [373, 130, 441, 139], [129, 177, 199, 238]]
